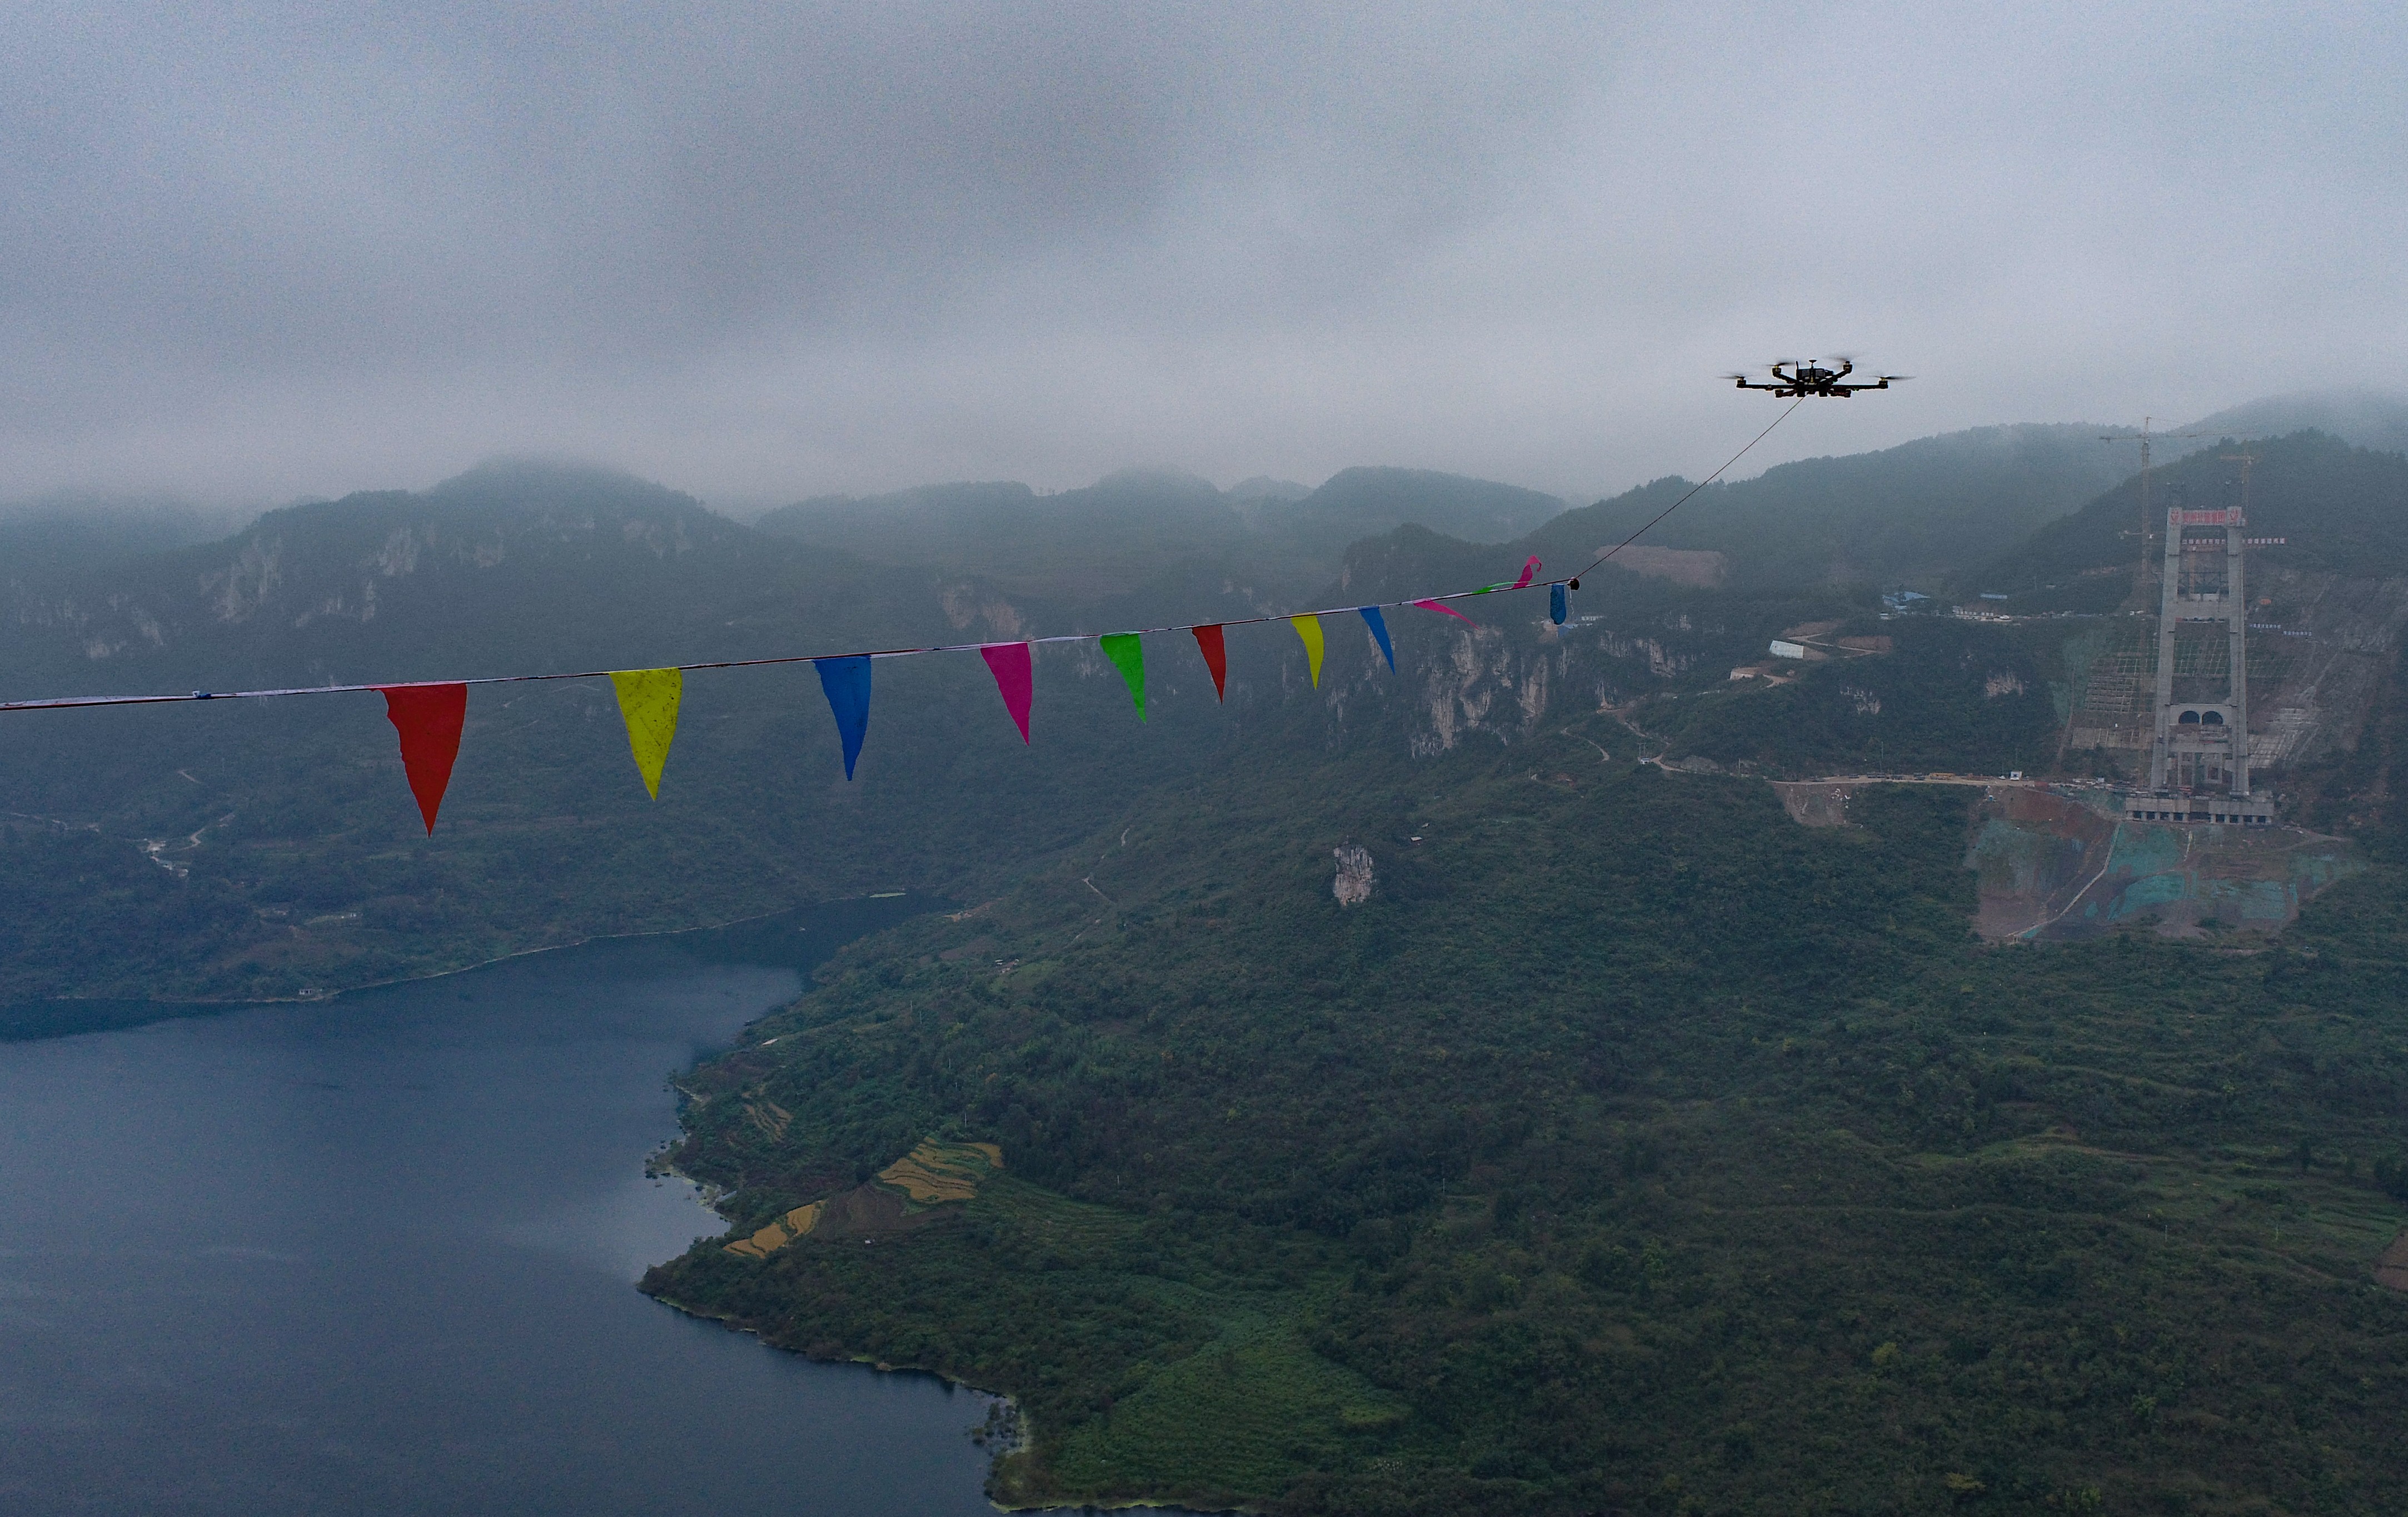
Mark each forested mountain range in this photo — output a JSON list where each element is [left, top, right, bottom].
[[7, 401, 2408, 1509], [3, 406, 2402, 1010]]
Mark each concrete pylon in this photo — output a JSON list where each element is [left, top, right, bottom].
[[2146, 503, 2249, 798]]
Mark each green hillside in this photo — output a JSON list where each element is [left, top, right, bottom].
[[634, 426, 2408, 1513], [646, 651, 2408, 1514]]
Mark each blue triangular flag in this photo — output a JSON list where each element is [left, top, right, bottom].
[[1358, 606, 1394, 671], [813, 655, 873, 779], [1550, 583, 1567, 625]]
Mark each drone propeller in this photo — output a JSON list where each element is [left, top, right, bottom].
[[1873, 374, 1912, 382]]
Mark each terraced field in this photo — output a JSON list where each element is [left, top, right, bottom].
[[724, 1200, 825, 1259], [722, 1138, 1006, 1256], [877, 1139, 1003, 1204]]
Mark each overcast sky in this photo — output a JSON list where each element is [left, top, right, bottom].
[[4, 2, 2403, 511]]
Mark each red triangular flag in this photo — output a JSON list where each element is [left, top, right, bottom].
[[1190, 624, 1227, 701], [380, 683, 467, 834]]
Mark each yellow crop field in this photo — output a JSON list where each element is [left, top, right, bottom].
[[723, 1139, 1003, 1257], [722, 1199, 824, 1259], [876, 1139, 1004, 1204]]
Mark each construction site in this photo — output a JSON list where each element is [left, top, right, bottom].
[[2061, 442, 2408, 822], [1761, 437, 2405, 940]]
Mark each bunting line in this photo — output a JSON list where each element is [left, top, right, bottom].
[[1568, 397, 1802, 585], [0, 392, 1783, 726], [0, 563, 1568, 717], [0, 403, 1804, 830]]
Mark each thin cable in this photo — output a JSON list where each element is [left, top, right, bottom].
[[0, 578, 1549, 714], [0, 405, 1805, 717], [1569, 397, 1802, 583]]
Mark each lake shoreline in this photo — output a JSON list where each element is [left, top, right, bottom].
[[1, 893, 941, 1042], [637, 1285, 1241, 1516], [637, 1161, 1243, 1517], [2, 918, 1011, 1514]]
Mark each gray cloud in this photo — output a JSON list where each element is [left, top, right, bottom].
[[3, 2, 2402, 508]]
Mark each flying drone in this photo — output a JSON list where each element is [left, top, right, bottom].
[[1727, 358, 1908, 398]]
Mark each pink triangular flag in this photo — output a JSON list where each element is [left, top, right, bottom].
[[1414, 598, 1475, 623], [1510, 555, 1540, 589], [980, 642, 1033, 743]]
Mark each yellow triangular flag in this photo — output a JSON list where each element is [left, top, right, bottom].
[[610, 668, 682, 799], [1290, 613, 1324, 687]]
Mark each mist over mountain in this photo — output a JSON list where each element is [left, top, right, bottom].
[[0, 493, 253, 591], [1270, 467, 1563, 558], [756, 464, 1566, 596], [1225, 476, 1313, 507], [2181, 389, 2408, 459]]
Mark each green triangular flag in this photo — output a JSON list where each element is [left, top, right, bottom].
[[1099, 633, 1145, 721]]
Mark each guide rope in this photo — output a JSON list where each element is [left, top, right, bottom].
[[0, 408, 1804, 716], [1568, 397, 1803, 586]]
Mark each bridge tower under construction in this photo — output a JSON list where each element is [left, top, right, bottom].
[[2121, 473, 2276, 826], [2148, 502, 2250, 795]]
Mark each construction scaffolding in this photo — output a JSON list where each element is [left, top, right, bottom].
[[2120, 453, 2276, 825]]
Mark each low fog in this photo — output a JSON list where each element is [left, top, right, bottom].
[[3, 2, 2403, 511]]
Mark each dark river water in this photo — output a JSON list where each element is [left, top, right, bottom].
[[0, 899, 1016, 1516]]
